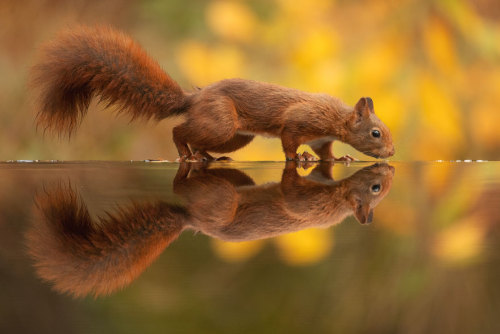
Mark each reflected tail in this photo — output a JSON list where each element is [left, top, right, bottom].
[[26, 183, 187, 298]]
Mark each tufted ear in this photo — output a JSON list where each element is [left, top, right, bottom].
[[351, 97, 372, 125], [365, 97, 374, 112], [355, 96, 374, 112]]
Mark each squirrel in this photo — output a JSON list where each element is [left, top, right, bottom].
[[174, 162, 394, 240], [30, 25, 395, 161], [26, 162, 394, 297]]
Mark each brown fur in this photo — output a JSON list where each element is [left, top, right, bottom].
[[30, 25, 188, 134], [26, 184, 187, 298], [177, 162, 394, 240], [26, 163, 393, 297], [31, 25, 395, 160]]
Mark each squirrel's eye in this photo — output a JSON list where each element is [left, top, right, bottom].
[[371, 129, 381, 138], [371, 184, 381, 193]]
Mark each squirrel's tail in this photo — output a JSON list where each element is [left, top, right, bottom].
[[26, 183, 188, 298], [30, 25, 188, 134]]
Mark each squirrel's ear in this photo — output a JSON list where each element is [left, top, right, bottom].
[[350, 195, 374, 225], [354, 97, 374, 119], [352, 97, 373, 124], [365, 97, 374, 112]]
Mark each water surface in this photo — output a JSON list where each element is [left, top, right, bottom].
[[1, 161, 500, 334]]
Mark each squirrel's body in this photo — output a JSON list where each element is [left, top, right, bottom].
[[180, 78, 350, 155], [31, 26, 394, 161]]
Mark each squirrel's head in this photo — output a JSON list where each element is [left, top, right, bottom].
[[344, 97, 395, 159], [345, 163, 395, 224]]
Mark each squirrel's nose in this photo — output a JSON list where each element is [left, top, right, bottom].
[[388, 147, 395, 157]]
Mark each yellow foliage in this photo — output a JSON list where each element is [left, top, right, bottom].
[[471, 96, 500, 149], [415, 74, 463, 159], [373, 93, 407, 139], [291, 27, 339, 68], [176, 41, 245, 85], [211, 46, 246, 78], [275, 0, 334, 21], [423, 17, 459, 75], [433, 216, 485, 266], [438, 0, 482, 45], [175, 41, 211, 84], [211, 239, 264, 262], [275, 228, 333, 266], [355, 36, 407, 87], [205, 0, 258, 42], [412, 133, 450, 160], [307, 60, 344, 93]]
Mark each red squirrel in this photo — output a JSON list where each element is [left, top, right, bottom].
[[175, 162, 394, 240], [30, 25, 395, 161], [26, 162, 394, 297]]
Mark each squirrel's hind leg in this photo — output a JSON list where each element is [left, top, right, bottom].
[[174, 98, 248, 161], [173, 124, 193, 161]]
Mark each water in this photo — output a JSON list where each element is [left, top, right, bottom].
[[1, 161, 500, 333]]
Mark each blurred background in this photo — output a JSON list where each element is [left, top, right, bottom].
[[1, 0, 499, 161], [2, 2, 500, 333]]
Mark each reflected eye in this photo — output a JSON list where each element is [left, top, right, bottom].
[[371, 184, 381, 193], [371, 129, 381, 138]]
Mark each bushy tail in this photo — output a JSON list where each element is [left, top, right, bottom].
[[30, 25, 188, 134], [26, 183, 188, 298]]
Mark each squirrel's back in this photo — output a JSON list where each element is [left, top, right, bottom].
[[30, 25, 189, 134], [190, 78, 346, 135]]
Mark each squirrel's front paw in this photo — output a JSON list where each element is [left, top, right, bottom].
[[186, 151, 208, 162], [177, 152, 209, 162], [297, 151, 318, 162]]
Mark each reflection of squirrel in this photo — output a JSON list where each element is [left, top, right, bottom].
[[26, 162, 394, 297], [31, 26, 395, 161], [175, 162, 394, 240]]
